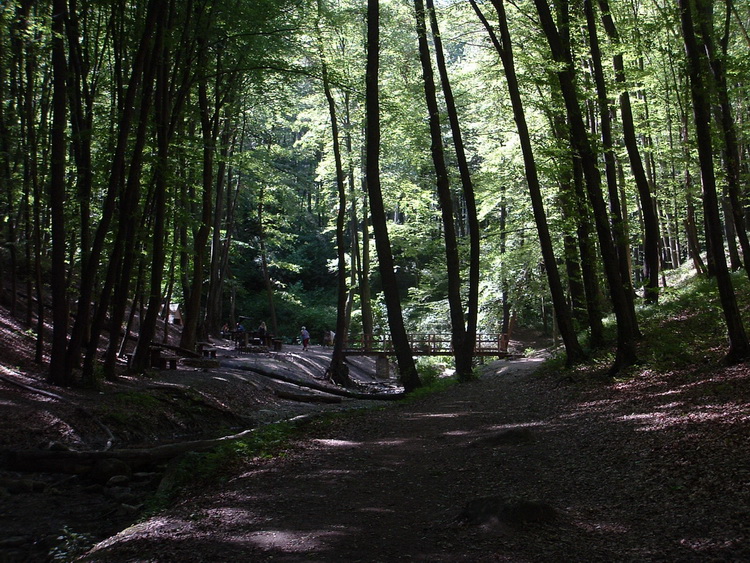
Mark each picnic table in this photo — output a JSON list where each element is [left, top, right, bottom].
[[197, 341, 218, 358], [150, 347, 178, 369]]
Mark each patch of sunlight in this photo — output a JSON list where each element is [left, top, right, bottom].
[[247, 529, 346, 552], [487, 421, 547, 430], [318, 469, 358, 477], [372, 439, 408, 446], [654, 401, 685, 409], [444, 430, 473, 437], [574, 519, 629, 534], [617, 403, 749, 431], [357, 506, 396, 514], [679, 536, 744, 553], [312, 439, 363, 447], [210, 376, 229, 382], [96, 516, 192, 546], [203, 507, 255, 520], [653, 389, 683, 397]]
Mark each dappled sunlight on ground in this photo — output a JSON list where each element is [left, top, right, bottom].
[[245, 529, 342, 552], [81, 354, 750, 562]]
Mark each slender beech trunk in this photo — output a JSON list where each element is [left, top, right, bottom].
[[316, 18, 352, 385], [679, 0, 749, 363], [132, 3, 172, 372], [544, 104, 605, 347], [359, 185, 374, 348], [583, 0, 639, 329], [84, 9, 162, 383], [532, 0, 637, 373], [597, 0, 660, 304], [180, 42, 219, 352], [205, 128, 230, 337], [426, 0, 480, 379], [257, 185, 278, 335], [365, 0, 420, 391], [65, 0, 161, 382], [698, 0, 750, 281], [413, 0, 471, 378], [475, 0, 586, 365], [49, 0, 69, 385]]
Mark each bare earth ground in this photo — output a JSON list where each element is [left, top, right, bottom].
[[1, 324, 749, 562]]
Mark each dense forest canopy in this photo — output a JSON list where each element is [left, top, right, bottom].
[[1, 0, 749, 386]]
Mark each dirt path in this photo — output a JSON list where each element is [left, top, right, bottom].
[[81, 354, 750, 562]]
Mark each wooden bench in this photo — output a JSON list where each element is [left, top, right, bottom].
[[150, 347, 178, 370], [201, 346, 217, 358], [197, 342, 218, 358]]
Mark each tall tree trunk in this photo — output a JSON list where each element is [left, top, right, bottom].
[[316, 2, 354, 386], [65, 0, 161, 382], [597, 0, 660, 304], [699, 0, 750, 281], [83, 9, 161, 383], [359, 185, 374, 349], [205, 130, 229, 337], [180, 43, 219, 352], [475, 0, 586, 365], [132, 3, 171, 372], [413, 0, 471, 379], [544, 86, 606, 348], [532, 0, 638, 373], [583, 0, 638, 330], [365, 0, 420, 391], [679, 0, 749, 363], [426, 0, 481, 379], [257, 185, 278, 335], [49, 0, 70, 385]]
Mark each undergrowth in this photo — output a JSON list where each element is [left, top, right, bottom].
[[560, 267, 750, 380], [147, 421, 299, 513]]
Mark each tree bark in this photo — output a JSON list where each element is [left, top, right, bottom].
[[583, 0, 638, 332], [413, 0, 471, 379], [597, 0, 660, 305], [65, 0, 162, 382], [679, 0, 750, 363], [697, 0, 750, 281], [532, 0, 638, 373], [49, 0, 70, 385], [475, 0, 586, 366], [426, 0, 481, 380], [365, 0, 420, 391], [316, 0, 355, 387]]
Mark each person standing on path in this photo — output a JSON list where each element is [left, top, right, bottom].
[[300, 326, 310, 351]]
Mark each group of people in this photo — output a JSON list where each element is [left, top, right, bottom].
[[221, 320, 268, 345], [220, 320, 332, 352], [299, 327, 336, 350]]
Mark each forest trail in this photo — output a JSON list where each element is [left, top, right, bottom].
[[83, 352, 750, 562]]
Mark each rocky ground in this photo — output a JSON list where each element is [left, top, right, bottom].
[[0, 338, 405, 562]]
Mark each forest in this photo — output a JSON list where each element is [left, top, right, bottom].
[[1, 0, 750, 389]]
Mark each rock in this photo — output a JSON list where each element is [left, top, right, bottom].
[[0, 536, 28, 548], [107, 474, 131, 487], [89, 458, 132, 485], [105, 486, 135, 503]]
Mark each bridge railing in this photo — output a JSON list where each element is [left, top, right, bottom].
[[345, 333, 509, 356]]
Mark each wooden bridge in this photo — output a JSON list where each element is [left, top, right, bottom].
[[343, 333, 510, 357]]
